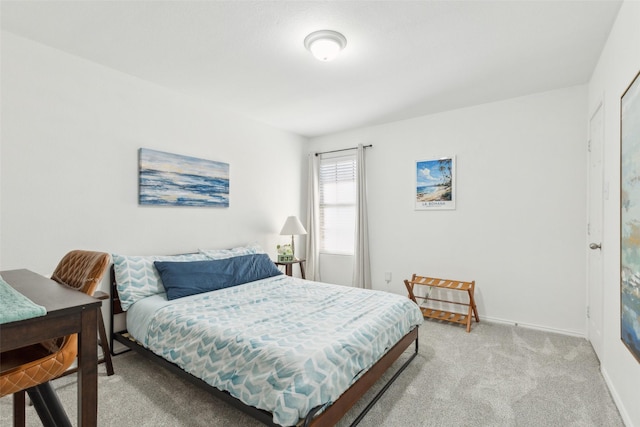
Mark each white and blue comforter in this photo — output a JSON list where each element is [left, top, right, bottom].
[[128, 275, 423, 426]]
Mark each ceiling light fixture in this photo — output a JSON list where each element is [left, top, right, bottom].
[[304, 30, 347, 62]]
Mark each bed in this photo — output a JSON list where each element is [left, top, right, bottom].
[[109, 244, 423, 426]]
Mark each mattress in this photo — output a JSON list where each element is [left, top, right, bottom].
[[126, 275, 423, 426]]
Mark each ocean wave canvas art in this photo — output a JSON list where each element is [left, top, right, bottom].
[[139, 148, 229, 207], [621, 70, 640, 363]]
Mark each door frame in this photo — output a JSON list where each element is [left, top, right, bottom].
[[587, 99, 605, 361]]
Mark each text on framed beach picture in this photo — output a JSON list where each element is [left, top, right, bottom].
[[621, 70, 640, 363], [139, 148, 229, 207], [415, 157, 456, 210]]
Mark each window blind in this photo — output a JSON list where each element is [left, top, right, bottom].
[[319, 154, 356, 254]]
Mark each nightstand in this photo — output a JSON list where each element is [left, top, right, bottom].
[[275, 259, 306, 279]]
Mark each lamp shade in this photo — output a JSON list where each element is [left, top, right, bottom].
[[280, 216, 307, 236]]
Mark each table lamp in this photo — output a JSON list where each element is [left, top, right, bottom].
[[279, 216, 307, 260]]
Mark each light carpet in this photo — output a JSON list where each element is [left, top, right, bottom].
[[0, 321, 624, 426]]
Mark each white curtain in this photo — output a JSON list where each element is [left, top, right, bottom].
[[305, 153, 321, 281], [353, 144, 371, 289]]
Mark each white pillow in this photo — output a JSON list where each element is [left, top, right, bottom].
[[198, 242, 265, 260], [113, 253, 209, 311]]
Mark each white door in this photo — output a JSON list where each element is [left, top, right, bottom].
[[587, 103, 604, 361]]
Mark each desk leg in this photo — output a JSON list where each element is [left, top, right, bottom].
[[285, 264, 293, 276], [13, 390, 25, 427], [78, 307, 98, 427], [299, 262, 305, 280]]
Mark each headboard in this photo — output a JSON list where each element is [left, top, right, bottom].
[[109, 264, 129, 355]]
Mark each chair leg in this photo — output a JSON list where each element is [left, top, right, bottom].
[[58, 307, 115, 377], [97, 309, 114, 376], [28, 382, 72, 427], [27, 385, 57, 427], [13, 390, 26, 427]]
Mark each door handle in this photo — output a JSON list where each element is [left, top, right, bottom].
[[589, 243, 602, 250]]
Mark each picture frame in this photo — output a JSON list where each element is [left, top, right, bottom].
[[277, 244, 293, 263], [621, 70, 640, 363], [415, 156, 456, 210], [139, 148, 229, 207]]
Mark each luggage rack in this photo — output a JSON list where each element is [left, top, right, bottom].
[[404, 274, 479, 332]]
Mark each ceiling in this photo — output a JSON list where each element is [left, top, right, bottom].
[[1, 1, 622, 138]]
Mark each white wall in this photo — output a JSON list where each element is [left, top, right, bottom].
[[309, 85, 588, 336], [588, 1, 640, 426], [0, 32, 307, 287]]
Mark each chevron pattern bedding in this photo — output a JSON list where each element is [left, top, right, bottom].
[[131, 275, 423, 426]]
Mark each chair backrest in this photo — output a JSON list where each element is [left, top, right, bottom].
[[51, 250, 110, 296]]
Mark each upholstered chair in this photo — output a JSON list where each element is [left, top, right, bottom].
[[0, 250, 111, 426], [51, 250, 114, 377]]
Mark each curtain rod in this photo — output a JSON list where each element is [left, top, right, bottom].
[[314, 144, 373, 157]]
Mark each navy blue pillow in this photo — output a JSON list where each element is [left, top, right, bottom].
[[231, 253, 284, 285], [154, 259, 235, 300], [155, 253, 283, 300]]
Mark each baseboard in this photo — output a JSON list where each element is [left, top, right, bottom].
[[601, 367, 633, 427], [482, 315, 586, 338]]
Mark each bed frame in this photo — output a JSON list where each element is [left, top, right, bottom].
[[109, 266, 419, 426]]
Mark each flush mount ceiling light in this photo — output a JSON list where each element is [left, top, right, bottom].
[[304, 30, 347, 62]]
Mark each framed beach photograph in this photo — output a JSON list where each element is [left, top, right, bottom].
[[621, 70, 640, 363], [139, 148, 230, 207], [415, 156, 456, 210]]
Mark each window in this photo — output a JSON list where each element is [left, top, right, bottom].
[[319, 154, 356, 254]]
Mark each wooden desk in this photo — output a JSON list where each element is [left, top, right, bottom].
[[274, 259, 306, 279], [0, 269, 101, 426]]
